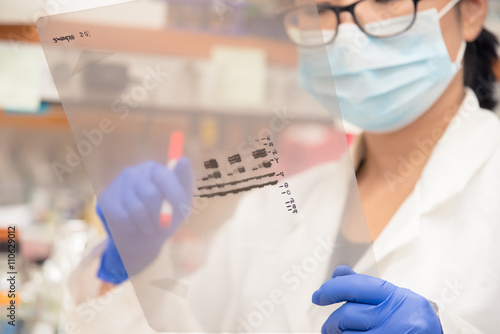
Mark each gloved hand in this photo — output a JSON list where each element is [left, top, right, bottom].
[[313, 266, 443, 334], [96, 158, 193, 284]]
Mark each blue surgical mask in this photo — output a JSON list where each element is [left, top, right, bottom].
[[298, 0, 466, 133]]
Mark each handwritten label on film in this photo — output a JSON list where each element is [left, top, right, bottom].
[[52, 30, 91, 43]]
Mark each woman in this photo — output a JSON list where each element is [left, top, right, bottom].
[[64, 0, 500, 332]]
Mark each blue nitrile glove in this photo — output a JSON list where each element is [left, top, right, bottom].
[[313, 266, 443, 334], [96, 158, 193, 284], [96, 203, 128, 284]]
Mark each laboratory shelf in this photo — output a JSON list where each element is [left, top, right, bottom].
[[0, 104, 69, 130], [0, 24, 39, 43]]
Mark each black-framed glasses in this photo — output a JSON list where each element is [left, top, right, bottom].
[[283, 0, 421, 47]]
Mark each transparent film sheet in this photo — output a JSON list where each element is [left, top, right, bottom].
[[37, 1, 378, 332]]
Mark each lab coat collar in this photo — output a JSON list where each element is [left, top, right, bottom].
[[417, 88, 500, 214], [348, 131, 423, 269], [349, 88, 500, 266]]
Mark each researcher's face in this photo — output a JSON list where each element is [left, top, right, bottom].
[[313, 0, 487, 64]]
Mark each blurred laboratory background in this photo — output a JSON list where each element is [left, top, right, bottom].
[[1, 0, 500, 333]]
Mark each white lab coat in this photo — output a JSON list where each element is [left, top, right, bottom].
[[64, 88, 500, 334]]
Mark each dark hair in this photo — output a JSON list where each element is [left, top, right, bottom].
[[464, 28, 499, 110]]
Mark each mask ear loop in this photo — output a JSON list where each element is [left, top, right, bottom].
[[455, 40, 467, 64], [437, 0, 466, 69], [439, 0, 461, 19]]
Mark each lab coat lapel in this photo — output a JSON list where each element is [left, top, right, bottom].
[[418, 88, 500, 215], [305, 175, 420, 329], [345, 133, 423, 268], [365, 184, 422, 268]]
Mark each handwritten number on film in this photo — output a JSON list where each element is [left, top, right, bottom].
[[280, 183, 298, 214], [263, 135, 298, 214]]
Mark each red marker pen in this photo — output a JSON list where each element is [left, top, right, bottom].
[[160, 131, 185, 228]]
